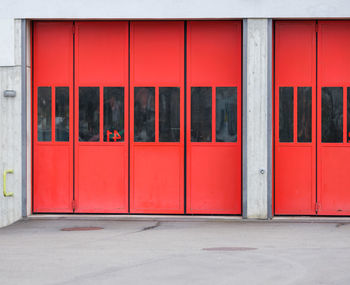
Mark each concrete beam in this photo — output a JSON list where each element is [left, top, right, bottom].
[[245, 19, 272, 219], [2, 0, 350, 19]]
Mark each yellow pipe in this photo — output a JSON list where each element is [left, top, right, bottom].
[[3, 170, 14, 197]]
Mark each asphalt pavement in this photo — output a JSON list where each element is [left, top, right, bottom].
[[1, 216, 350, 285]]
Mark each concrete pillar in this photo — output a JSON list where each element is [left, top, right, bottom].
[[243, 19, 272, 219], [0, 19, 24, 227]]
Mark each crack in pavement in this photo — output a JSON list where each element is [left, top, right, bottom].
[[138, 221, 161, 232]]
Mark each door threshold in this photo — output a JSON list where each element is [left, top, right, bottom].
[[272, 216, 350, 223], [27, 214, 350, 223], [28, 214, 243, 222], [27, 214, 242, 222]]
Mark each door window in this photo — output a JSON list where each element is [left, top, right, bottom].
[[55, 87, 69, 142], [191, 87, 212, 142], [37, 87, 52, 141], [79, 87, 100, 142], [321, 87, 343, 143], [216, 87, 237, 142], [103, 87, 124, 142], [279, 87, 294, 142], [159, 87, 180, 142], [297, 87, 312, 142], [134, 87, 155, 142]]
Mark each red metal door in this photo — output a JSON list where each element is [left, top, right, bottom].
[[74, 22, 129, 213], [317, 21, 350, 215], [186, 21, 242, 214], [274, 21, 317, 214], [33, 22, 74, 212], [130, 21, 185, 213]]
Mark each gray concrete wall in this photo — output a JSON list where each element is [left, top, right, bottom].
[[0, 20, 23, 227], [246, 19, 269, 219]]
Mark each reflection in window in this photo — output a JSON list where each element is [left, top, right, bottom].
[[79, 87, 100, 142], [191, 87, 212, 142], [55, 87, 69, 142], [104, 87, 124, 142], [297, 87, 312, 142], [322, 87, 343, 143], [159, 87, 180, 142], [279, 87, 294, 142], [216, 87, 237, 142], [37, 87, 52, 141], [134, 87, 155, 142]]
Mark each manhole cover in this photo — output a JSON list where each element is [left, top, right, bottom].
[[202, 247, 257, 251], [61, 227, 103, 231]]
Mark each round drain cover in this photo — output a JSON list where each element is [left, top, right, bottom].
[[202, 247, 256, 251], [61, 227, 103, 231]]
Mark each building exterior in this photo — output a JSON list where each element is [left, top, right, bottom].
[[1, 0, 349, 227]]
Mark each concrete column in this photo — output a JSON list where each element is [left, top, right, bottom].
[[0, 19, 23, 227], [243, 19, 272, 219]]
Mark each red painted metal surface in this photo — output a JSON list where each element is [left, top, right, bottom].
[[74, 21, 129, 213], [33, 21, 243, 215], [274, 21, 317, 215], [186, 21, 242, 214], [130, 21, 185, 213], [33, 22, 74, 212], [317, 21, 350, 215]]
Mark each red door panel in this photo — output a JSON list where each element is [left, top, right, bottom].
[[317, 21, 350, 215], [274, 21, 316, 215], [187, 21, 242, 214], [33, 22, 74, 212], [130, 21, 184, 213], [132, 146, 183, 211], [74, 21, 129, 213]]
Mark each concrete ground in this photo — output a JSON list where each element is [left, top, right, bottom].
[[1, 216, 350, 285]]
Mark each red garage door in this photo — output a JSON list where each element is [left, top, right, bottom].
[[130, 21, 185, 213], [186, 21, 242, 214], [33, 22, 74, 212], [275, 21, 317, 215], [74, 21, 129, 213], [317, 21, 350, 215], [33, 21, 242, 215], [275, 20, 350, 216]]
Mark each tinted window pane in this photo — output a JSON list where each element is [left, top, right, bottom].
[[159, 87, 180, 142], [104, 87, 124, 142], [279, 87, 293, 142], [322, 87, 343, 143], [216, 87, 237, 142], [79, 87, 100, 142], [55, 87, 69, 142], [347, 87, 350, 142], [297, 87, 312, 142], [37, 87, 52, 141], [191, 87, 212, 142], [134, 87, 155, 142]]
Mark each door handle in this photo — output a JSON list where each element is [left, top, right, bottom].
[[3, 170, 14, 197]]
